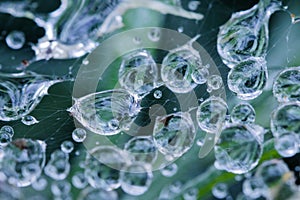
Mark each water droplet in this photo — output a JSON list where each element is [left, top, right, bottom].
[[119, 50, 158, 96], [32, 177, 48, 191], [72, 172, 88, 189], [231, 103, 256, 124], [69, 89, 140, 135], [61, 140, 74, 154], [21, 115, 39, 126], [72, 128, 87, 143], [153, 112, 195, 157], [160, 163, 178, 177], [84, 146, 128, 190], [212, 183, 228, 199], [148, 28, 161, 42], [0, 138, 46, 187], [274, 133, 299, 157], [196, 96, 228, 133], [183, 187, 198, 200], [161, 36, 203, 93], [153, 89, 162, 99], [242, 177, 265, 199], [124, 136, 157, 164], [273, 66, 300, 103], [188, 1, 201, 11], [120, 162, 153, 196], [82, 58, 89, 65], [51, 180, 71, 196], [207, 75, 223, 90], [191, 66, 209, 84], [5, 30, 25, 50], [228, 57, 268, 100], [0, 74, 62, 121], [44, 150, 70, 180], [215, 124, 263, 174], [217, 0, 282, 67], [254, 159, 293, 198], [270, 102, 300, 138], [133, 36, 142, 45], [0, 125, 14, 137]]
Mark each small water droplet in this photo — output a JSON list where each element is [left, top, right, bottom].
[[5, 30, 25, 50], [188, 1, 201, 11], [61, 141, 74, 154], [21, 115, 39, 126], [153, 89, 162, 99], [212, 183, 228, 199], [72, 128, 87, 143], [148, 28, 161, 42], [177, 26, 184, 33], [160, 163, 178, 177]]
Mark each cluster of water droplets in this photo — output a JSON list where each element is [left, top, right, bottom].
[[218, 0, 283, 100]]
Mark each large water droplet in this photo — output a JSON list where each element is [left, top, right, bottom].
[[124, 136, 157, 164], [119, 50, 158, 96], [274, 133, 299, 157], [196, 96, 228, 133], [120, 162, 153, 196], [273, 66, 300, 103], [5, 30, 26, 50], [69, 89, 140, 136], [0, 138, 46, 187], [84, 146, 128, 190], [228, 57, 268, 100], [270, 102, 300, 138], [153, 112, 195, 158], [231, 103, 256, 124], [217, 0, 282, 67], [215, 124, 263, 174], [161, 36, 203, 93]]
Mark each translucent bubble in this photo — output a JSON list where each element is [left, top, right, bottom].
[[191, 66, 209, 84], [161, 37, 203, 93], [188, 1, 201, 11], [215, 124, 264, 174], [69, 89, 140, 136], [0, 125, 14, 137], [183, 187, 198, 200], [270, 102, 300, 138], [160, 163, 178, 177], [228, 57, 267, 100], [273, 66, 300, 103], [0, 131, 12, 147], [78, 187, 118, 200], [32, 178, 48, 191], [217, 0, 282, 67], [153, 89, 163, 99], [0, 138, 46, 187], [72, 172, 88, 189], [254, 159, 294, 199], [0, 74, 62, 121], [120, 163, 153, 196], [84, 146, 128, 190], [196, 96, 228, 133], [212, 183, 228, 199], [124, 136, 157, 164], [44, 150, 70, 180], [274, 133, 299, 157], [148, 28, 161, 42], [51, 180, 71, 196], [242, 177, 265, 199], [119, 50, 158, 96], [72, 128, 87, 143], [61, 141, 74, 154], [5, 30, 25, 50], [207, 75, 223, 90], [153, 112, 195, 158], [231, 103, 256, 124], [21, 115, 39, 126]]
